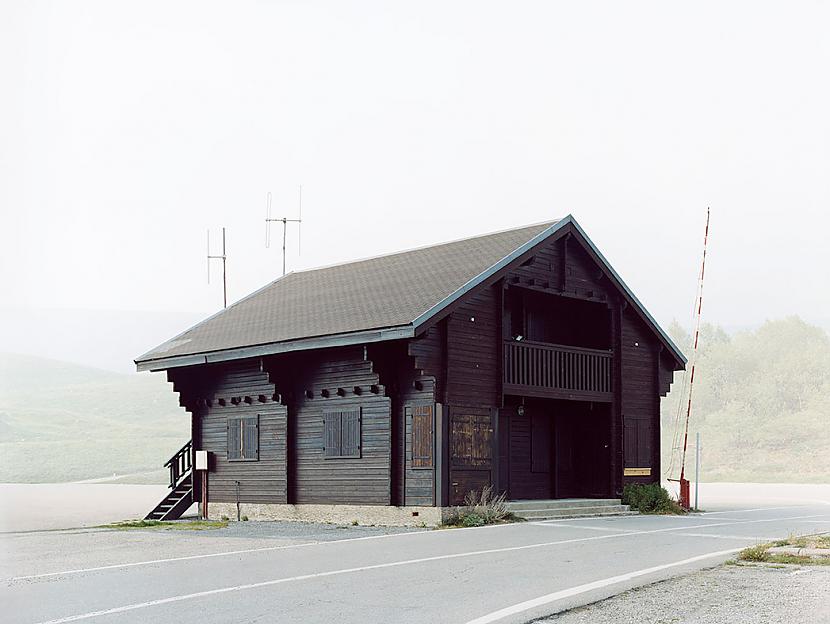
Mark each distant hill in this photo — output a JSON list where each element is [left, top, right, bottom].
[[662, 317, 830, 483], [0, 353, 188, 483]]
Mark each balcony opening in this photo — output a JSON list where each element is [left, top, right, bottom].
[[507, 289, 610, 350]]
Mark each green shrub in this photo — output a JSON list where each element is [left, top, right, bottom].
[[461, 513, 485, 527], [440, 486, 516, 528], [622, 483, 685, 514], [738, 544, 770, 562]]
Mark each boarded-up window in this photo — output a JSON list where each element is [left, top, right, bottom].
[[323, 408, 361, 459], [624, 418, 651, 467], [410, 404, 434, 469], [451, 412, 492, 467], [227, 416, 259, 461]]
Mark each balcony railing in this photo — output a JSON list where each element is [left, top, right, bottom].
[[503, 340, 612, 399]]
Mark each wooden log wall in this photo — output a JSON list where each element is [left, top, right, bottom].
[[369, 331, 441, 507], [620, 308, 675, 485], [506, 231, 615, 303], [268, 346, 392, 505], [177, 360, 288, 505], [445, 285, 500, 504]]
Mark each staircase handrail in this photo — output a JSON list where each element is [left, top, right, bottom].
[[164, 439, 193, 489]]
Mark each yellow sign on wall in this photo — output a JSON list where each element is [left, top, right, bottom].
[[624, 467, 651, 477]]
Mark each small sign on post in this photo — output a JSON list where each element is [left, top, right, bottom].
[[195, 450, 209, 471], [195, 451, 210, 519]]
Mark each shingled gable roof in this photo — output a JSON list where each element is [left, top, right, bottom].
[[136, 215, 686, 372]]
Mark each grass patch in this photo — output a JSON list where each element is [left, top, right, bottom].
[[99, 519, 228, 531], [737, 533, 830, 566], [440, 486, 520, 529], [621, 483, 685, 514]]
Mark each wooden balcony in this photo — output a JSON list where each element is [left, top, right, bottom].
[[503, 340, 613, 401]]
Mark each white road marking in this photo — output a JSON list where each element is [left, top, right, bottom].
[[10, 542, 321, 581], [463, 547, 740, 624], [28, 513, 825, 623], [9, 525, 465, 582], [25, 531, 686, 624], [528, 522, 640, 533], [13, 511, 828, 583]]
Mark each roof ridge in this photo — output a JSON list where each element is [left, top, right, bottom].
[[290, 219, 560, 276]]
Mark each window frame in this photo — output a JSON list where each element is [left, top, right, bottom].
[[323, 408, 362, 459], [227, 415, 260, 462]]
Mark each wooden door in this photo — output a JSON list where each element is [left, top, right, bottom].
[[449, 408, 493, 505], [555, 408, 611, 498], [554, 416, 577, 498]]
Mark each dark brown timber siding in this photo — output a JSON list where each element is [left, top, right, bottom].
[[274, 347, 392, 505], [446, 286, 499, 504], [371, 334, 440, 507], [621, 309, 661, 485], [191, 360, 288, 504]]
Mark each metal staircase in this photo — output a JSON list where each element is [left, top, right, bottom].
[[145, 440, 195, 521]]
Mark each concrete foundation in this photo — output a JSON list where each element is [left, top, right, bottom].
[[205, 502, 450, 527]]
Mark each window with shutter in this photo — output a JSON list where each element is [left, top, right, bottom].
[[451, 412, 492, 467], [624, 418, 650, 468], [411, 404, 434, 469], [227, 415, 259, 461], [323, 408, 361, 459], [227, 417, 242, 460]]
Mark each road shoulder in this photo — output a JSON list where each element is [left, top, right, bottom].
[[540, 562, 830, 624]]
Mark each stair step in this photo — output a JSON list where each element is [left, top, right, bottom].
[[516, 505, 631, 519], [528, 510, 639, 520], [507, 499, 622, 512]]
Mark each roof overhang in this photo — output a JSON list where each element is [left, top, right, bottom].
[[135, 325, 415, 372]]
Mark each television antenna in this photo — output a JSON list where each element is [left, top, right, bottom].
[[207, 227, 228, 308], [265, 185, 302, 276]]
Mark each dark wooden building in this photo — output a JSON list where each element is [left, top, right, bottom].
[[137, 216, 685, 524]]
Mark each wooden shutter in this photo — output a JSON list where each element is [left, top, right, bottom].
[[227, 417, 242, 460], [451, 412, 492, 467], [323, 409, 361, 458], [451, 413, 473, 465], [242, 416, 259, 460], [412, 404, 434, 469], [624, 418, 651, 467], [471, 413, 492, 466], [341, 409, 361, 458], [323, 411, 341, 457]]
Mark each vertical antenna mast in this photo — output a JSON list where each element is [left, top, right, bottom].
[[207, 226, 228, 308], [265, 185, 303, 276]]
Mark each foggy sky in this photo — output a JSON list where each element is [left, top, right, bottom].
[[2, 1, 829, 372]]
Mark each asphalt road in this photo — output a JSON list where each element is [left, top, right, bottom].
[[4, 500, 830, 624]]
